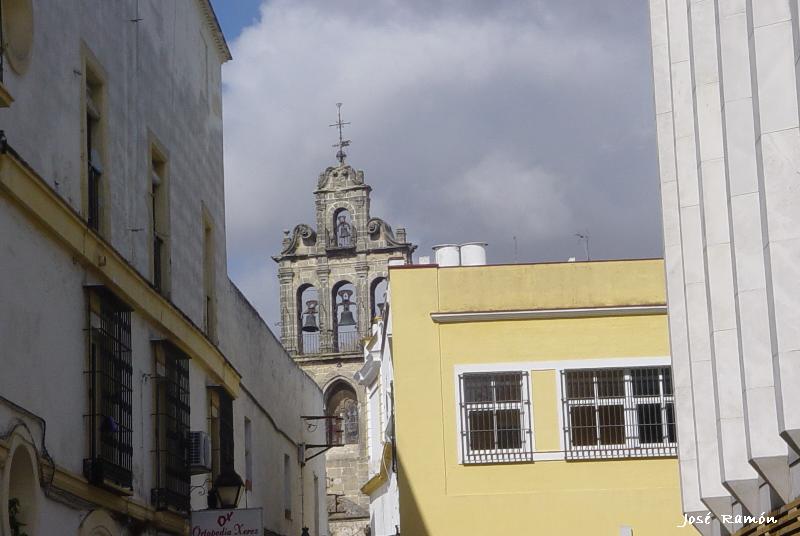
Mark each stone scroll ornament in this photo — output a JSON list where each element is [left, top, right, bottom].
[[281, 224, 317, 255], [317, 165, 365, 190], [367, 217, 404, 247]]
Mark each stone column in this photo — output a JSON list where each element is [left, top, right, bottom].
[[317, 266, 333, 353], [278, 268, 296, 354], [355, 262, 369, 338]]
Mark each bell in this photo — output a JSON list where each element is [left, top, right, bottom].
[[338, 310, 356, 327], [302, 300, 320, 333], [302, 313, 319, 332]]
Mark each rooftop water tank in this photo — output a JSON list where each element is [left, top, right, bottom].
[[432, 244, 460, 267], [459, 242, 487, 266]]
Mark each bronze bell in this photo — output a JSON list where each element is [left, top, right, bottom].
[[302, 300, 320, 333], [337, 289, 357, 326], [338, 309, 356, 327]]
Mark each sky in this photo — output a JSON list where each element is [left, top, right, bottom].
[[210, 0, 662, 330]]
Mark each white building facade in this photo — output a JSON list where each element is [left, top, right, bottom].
[[355, 290, 400, 536], [0, 1, 326, 535], [649, 0, 800, 533]]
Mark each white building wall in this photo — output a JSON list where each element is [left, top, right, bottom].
[[0, 2, 326, 535], [649, 0, 800, 531], [356, 290, 400, 536]]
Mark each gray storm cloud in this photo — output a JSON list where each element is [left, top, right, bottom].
[[221, 0, 661, 328]]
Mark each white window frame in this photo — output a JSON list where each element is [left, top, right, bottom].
[[453, 357, 672, 464], [457, 371, 532, 464], [562, 366, 676, 459]]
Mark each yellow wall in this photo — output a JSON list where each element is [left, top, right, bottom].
[[390, 261, 684, 535]]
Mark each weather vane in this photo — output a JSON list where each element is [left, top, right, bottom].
[[329, 102, 351, 165]]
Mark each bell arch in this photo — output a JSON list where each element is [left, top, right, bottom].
[[297, 283, 320, 354], [370, 276, 388, 320], [324, 379, 359, 445], [332, 280, 358, 353]]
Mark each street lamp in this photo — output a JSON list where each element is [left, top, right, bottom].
[[211, 468, 245, 509]]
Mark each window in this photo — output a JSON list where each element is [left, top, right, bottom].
[[207, 387, 234, 480], [202, 214, 216, 340], [283, 454, 292, 520], [244, 417, 253, 491], [150, 147, 170, 295], [314, 474, 320, 536], [458, 372, 532, 464], [84, 70, 104, 233], [84, 286, 133, 490], [152, 341, 190, 512], [325, 381, 359, 445], [562, 367, 676, 460]]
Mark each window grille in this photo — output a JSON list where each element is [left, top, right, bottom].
[[86, 84, 102, 232], [335, 329, 362, 353], [343, 399, 359, 444], [84, 287, 133, 490], [0, 0, 5, 83], [208, 387, 234, 478], [153, 235, 164, 293], [561, 367, 677, 460], [152, 341, 190, 512], [219, 389, 234, 470], [458, 372, 532, 464], [87, 157, 101, 231]]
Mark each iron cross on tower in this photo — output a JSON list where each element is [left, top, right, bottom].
[[329, 102, 351, 165]]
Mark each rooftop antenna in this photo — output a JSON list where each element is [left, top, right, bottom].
[[575, 231, 590, 261], [513, 235, 518, 262], [329, 102, 351, 165]]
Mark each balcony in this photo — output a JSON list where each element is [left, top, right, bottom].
[[335, 330, 362, 353]]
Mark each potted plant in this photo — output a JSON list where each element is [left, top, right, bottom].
[[8, 498, 28, 536]]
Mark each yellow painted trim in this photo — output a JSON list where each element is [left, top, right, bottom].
[[431, 305, 667, 323], [52, 466, 187, 533], [0, 82, 13, 107], [361, 442, 393, 495], [0, 147, 240, 396]]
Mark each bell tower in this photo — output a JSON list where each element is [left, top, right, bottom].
[[273, 105, 415, 535]]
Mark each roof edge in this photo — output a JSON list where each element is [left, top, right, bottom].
[[197, 0, 233, 62]]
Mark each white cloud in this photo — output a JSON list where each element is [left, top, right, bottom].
[[221, 0, 661, 327]]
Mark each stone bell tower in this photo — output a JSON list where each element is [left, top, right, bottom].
[[273, 105, 415, 536]]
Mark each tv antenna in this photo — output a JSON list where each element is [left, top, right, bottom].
[[575, 231, 591, 261]]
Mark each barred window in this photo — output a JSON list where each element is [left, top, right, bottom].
[[458, 372, 532, 464], [152, 341, 190, 512], [208, 387, 234, 479], [84, 287, 133, 490], [562, 367, 676, 460]]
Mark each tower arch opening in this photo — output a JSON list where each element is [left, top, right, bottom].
[[297, 284, 320, 354], [370, 277, 388, 320], [332, 280, 358, 353], [325, 380, 359, 445]]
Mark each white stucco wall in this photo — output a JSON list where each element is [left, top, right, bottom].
[[356, 291, 400, 536], [0, 1, 326, 535]]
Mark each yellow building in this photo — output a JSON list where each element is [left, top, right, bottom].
[[389, 258, 685, 535]]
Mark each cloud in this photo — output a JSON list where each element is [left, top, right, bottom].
[[221, 0, 661, 327]]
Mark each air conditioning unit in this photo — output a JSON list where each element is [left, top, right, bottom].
[[188, 431, 212, 475]]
